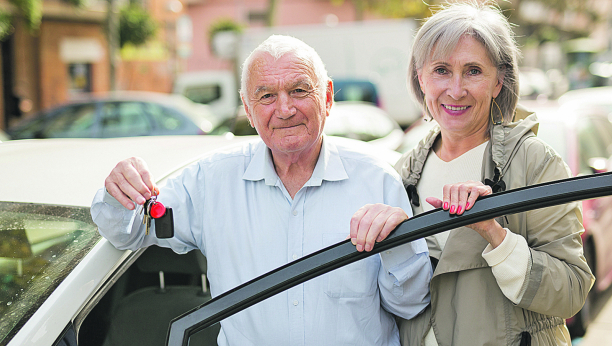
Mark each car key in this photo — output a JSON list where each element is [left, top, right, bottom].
[[154, 207, 174, 239]]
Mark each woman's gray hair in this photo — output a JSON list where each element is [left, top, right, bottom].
[[239, 35, 330, 104], [409, 1, 520, 125]]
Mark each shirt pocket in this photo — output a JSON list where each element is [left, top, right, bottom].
[[322, 233, 379, 298]]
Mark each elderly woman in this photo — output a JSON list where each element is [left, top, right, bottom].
[[350, 2, 594, 346]]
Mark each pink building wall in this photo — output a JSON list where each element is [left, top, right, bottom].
[[183, 0, 381, 72]]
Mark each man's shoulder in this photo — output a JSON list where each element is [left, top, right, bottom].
[[328, 136, 400, 176]]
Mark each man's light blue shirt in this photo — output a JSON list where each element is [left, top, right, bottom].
[[92, 136, 431, 346]]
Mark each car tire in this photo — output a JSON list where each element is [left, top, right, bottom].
[[568, 238, 597, 338]]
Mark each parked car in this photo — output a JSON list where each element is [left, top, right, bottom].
[[6, 91, 218, 140], [211, 101, 405, 152], [2, 134, 607, 346], [333, 78, 381, 107]]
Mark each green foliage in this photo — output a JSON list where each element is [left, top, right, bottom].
[[0, 10, 13, 41], [208, 18, 243, 42], [119, 4, 157, 48], [9, 0, 41, 32]]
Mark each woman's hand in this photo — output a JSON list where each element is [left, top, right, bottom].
[[425, 180, 506, 248]]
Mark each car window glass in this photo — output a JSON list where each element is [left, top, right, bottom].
[[100, 102, 151, 137], [147, 103, 184, 131], [184, 85, 222, 105], [0, 203, 99, 344], [43, 104, 97, 138]]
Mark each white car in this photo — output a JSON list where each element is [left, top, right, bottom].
[[1, 135, 609, 346]]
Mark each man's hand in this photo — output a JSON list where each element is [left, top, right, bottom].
[[105, 157, 157, 210], [350, 204, 409, 252]]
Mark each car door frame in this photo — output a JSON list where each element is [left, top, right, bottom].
[[167, 172, 612, 346]]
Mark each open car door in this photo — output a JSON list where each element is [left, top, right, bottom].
[[167, 172, 612, 346]]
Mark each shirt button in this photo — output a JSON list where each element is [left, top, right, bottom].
[[293, 300, 299, 306], [292, 210, 298, 216], [293, 254, 298, 260]]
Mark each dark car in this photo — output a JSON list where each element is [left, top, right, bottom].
[[7, 91, 217, 140], [333, 78, 381, 107]]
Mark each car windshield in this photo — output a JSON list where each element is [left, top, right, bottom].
[[0, 203, 99, 344]]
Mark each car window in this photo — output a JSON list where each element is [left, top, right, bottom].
[[0, 203, 99, 344], [146, 103, 185, 131], [100, 102, 151, 137], [183, 85, 222, 105], [41, 104, 97, 138]]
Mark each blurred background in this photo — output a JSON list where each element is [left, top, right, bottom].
[[3, 1, 612, 344], [0, 0, 611, 133]]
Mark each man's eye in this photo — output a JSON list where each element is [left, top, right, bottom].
[[292, 88, 308, 95]]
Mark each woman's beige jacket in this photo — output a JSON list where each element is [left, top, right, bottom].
[[395, 109, 595, 346]]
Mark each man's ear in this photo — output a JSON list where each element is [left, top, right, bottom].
[[325, 80, 333, 116], [241, 96, 254, 127]]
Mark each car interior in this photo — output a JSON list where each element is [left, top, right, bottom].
[[78, 246, 219, 346]]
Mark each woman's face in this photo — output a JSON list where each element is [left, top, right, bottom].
[[418, 35, 503, 139]]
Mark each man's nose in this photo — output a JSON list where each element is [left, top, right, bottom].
[[447, 75, 467, 100], [277, 93, 296, 119]]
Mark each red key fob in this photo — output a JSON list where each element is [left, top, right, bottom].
[[150, 201, 166, 219]]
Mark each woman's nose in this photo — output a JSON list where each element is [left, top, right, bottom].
[[447, 75, 467, 100]]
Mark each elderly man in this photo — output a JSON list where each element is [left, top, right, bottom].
[[91, 35, 431, 345]]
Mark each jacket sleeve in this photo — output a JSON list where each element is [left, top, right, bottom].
[[513, 138, 594, 318]]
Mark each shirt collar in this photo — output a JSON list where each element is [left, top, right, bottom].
[[242, 135, 349, 186]]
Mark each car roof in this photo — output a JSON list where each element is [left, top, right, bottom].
[[0, 135, 255, 207]]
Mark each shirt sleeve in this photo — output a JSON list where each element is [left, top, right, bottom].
[[90, 162, 204, 254], [378, 240, 432, 319], [482, 228, 532, 304], [376, 174, 432, 319]]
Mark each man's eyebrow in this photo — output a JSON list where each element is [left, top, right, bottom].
[[253, 79, 314, 96]]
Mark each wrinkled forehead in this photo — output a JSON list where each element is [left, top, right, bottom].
[[246, 52, 318, 93]]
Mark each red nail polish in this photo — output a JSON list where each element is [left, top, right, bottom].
[[457, 206, 462, 214], [450, 205, 455, 213], [444, 202, 449, 210], [466, 202, 470, 209]]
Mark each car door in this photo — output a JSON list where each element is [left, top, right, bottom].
[[167, 172, 612, 346]]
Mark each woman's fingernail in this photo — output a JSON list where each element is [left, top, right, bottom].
[[450, 205, 455, 213], [457, 206, 462, 214], [444, 202, 449, 210], [466, 202, 470, 209]]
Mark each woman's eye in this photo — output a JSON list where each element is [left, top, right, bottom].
[[468, 68, 481, 76], [434, 67, 447, 75]]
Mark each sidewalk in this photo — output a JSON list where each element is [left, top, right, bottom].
[[573, 296, 612, 346]]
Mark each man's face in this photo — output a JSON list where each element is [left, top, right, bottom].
[[243, 52, 332, 158]]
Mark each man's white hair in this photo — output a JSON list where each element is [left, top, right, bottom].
[[239, 35, 330, 105]]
